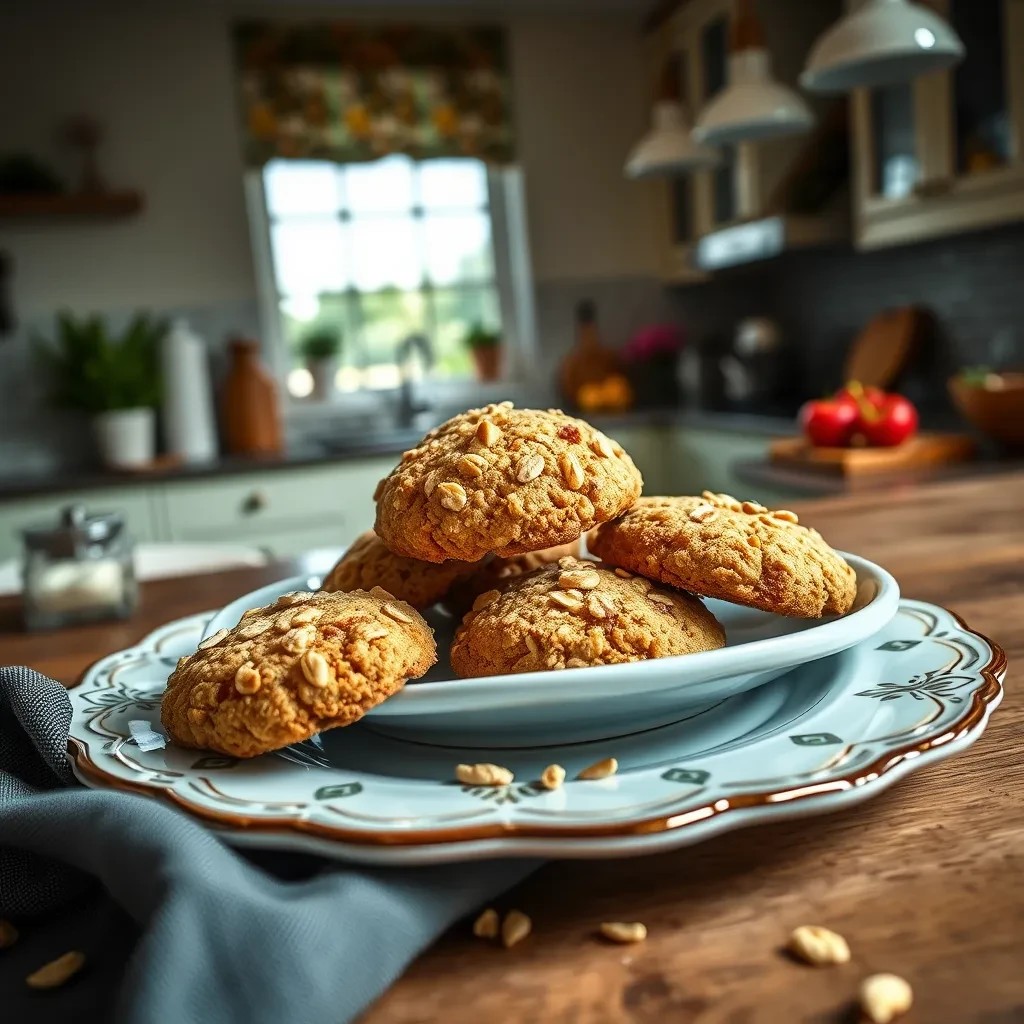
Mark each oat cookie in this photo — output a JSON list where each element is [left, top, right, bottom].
[[321, 530, 476, 609], [450, 556, 724, 677], [373, 403, 642, 563], [161, 588, 435, 757], [590, 493, 856, 618], [444, 536, 582, 614]]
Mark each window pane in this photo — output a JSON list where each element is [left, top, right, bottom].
[[344, 155, 415, 214], [423, 212, 493, 285], [430, 286, 500, 379], [347, 216, 422, 291], [357, 288, 427, 375], [270, 221, 348, 294], [279, 293, 355, 397], [264, 160, 340, 216], [419, 159, 488, 209]]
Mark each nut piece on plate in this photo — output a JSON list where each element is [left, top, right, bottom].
[[578, 757, 618, 781], [25, 951, 86, 989], [788, 925, 851, 965], [859, 973, 913, 1023], [540, 764, 566, 790], [473, 908, 500, 940], [320, 530, 477, 610], [455, 763, 514, 787], [590, 494, 857, 618], [373, 403, 642, 563], [161, 589, 436, 758], [501, 909, 532, 949], [599, 921, 647, 944], [450, 557, 724, 677]]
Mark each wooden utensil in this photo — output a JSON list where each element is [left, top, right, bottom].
[[843, 306, 926, 389]]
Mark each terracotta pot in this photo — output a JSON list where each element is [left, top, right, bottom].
[[221, 338, 283, 456], [471, 345, 502, 382], [949, 373, 1024, 451]]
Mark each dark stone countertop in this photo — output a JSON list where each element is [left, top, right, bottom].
[[0, 406, 797, 503]]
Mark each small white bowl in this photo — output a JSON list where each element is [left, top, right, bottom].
[[201, 553, 899, 746]]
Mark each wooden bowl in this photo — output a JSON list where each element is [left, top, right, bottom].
[[949, 372, 1024, 450]]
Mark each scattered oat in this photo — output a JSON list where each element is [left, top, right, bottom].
[[592, 434, 616, 458], [578, 757, 618, 780], [788, 925, 850, 966], [859, 974, 913, 1023], [558, 568, 601, 591], [524, 633, 540, 656], [0, 920, 18, 949], [647, 591, 675, 609], [549, 591, 584, 612], [540, 764, 566, 790], [689, 504, 718, 523], [559, 451, 586, 489], [472, 589, 501, 612], [456, 763, 514, 786], [437, 481, 469, 511], [502, 910, 532, 948], [383, 602, 414, 624], [25, 951, 85, 990], [233, 662, 262, 695], [773, 509, 800, 523], [473, 908, 500, 939], [516, 454, 545, 483], [599, 922, 647, 944], [747, 533, 761, 548], [458, 453, 489, 478], [198, 628, 230, 650], [741, 500, 768, 515], [476, 419, 502, 446], [300, 649, 331, 688]]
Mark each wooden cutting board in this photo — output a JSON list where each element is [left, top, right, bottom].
[[770, 433, 976, 477]]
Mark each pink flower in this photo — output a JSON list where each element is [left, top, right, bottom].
[[623, 324, 686, 363]]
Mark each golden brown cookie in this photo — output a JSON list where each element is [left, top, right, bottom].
[[589, 493, 857, 618], [161, 588, 435, 758], [320, 530, 476, 609], [450, 556, 725, 677], [443, 537, 583, 615], [373, 403, 642, 563]]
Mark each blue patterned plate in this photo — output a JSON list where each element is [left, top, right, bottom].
[[66, 599, 1004, 865], [199, 552, 899, 744]]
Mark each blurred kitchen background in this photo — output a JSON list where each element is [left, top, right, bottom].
[[2, 0, 1023, 576]]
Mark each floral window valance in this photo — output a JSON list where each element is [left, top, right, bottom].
[[233, 22, 515, 166]]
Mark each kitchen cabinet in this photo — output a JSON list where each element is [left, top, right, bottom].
[[0, 458, 398, 563], [852, 0, 1024, 249], [651, 0, 841, 281]]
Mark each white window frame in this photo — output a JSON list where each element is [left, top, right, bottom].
[[244, 161, 537, 420]]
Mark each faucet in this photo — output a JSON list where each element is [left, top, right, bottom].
[[395, 333, 434, 429]]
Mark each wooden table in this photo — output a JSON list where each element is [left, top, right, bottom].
[[2, 473, 1022, 1023]]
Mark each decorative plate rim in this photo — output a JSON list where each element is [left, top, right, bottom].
[[66, 602, 1006, 849]]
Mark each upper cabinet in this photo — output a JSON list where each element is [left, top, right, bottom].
[[852, 0, 1024, 249], [651, 0, 842, 281]]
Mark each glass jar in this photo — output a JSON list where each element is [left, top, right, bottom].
[[21, 505, 137, 630]]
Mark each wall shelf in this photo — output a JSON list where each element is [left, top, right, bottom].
[[0, 190, 143, 221]]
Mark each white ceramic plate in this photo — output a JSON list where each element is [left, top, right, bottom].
[[198, 553, 899, 744], [67, 599, 1005, 864]]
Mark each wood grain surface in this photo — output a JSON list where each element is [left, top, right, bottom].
[[1, 473, 1021, 1023]]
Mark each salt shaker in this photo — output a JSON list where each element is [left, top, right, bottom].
[[21, 505, 137, 630]]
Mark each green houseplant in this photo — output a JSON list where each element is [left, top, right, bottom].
[[34, 311, 168, 468], [298, 328, 342, 401], [464, 323, 502, 382]]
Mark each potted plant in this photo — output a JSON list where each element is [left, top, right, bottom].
[[34, 311, 167, 469], [299, 328, 342, 401], [464, 323, 502, 382]]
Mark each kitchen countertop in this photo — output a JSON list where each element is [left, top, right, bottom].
[[1, 471, 1020, 1022], [0, 407, 796, 502]]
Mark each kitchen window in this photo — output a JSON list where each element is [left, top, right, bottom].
[[248, 154, 529, 401]]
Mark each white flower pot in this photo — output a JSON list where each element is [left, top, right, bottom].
[[93, 408, 156, 469], [308, 358, 338, 402]]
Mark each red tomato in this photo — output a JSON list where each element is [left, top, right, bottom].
[[859, 394, 919, 447], [799, 396, 860, 447]]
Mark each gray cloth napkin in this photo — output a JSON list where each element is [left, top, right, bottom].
[[1, 665, 535, 1023]]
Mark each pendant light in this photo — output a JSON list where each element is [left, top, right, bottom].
[[801, 0, 964, 94], [693, 0, 814, 146], [625, 56, 721, 178]]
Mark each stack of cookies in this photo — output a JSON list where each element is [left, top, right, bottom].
[[161, 402, 856, 758]]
